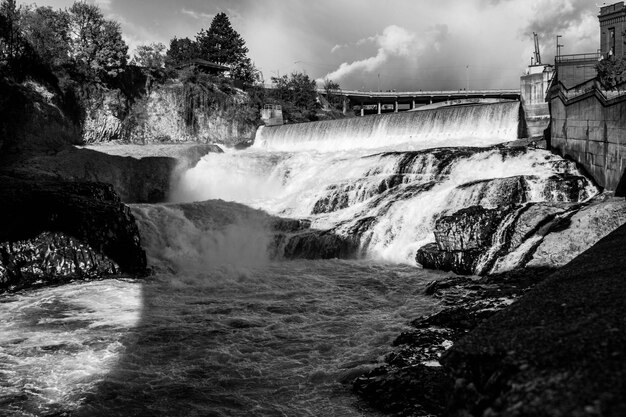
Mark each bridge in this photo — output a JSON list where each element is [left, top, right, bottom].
[[318, 89, 521, 116]]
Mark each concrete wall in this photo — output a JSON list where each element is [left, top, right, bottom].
[[520, 66, 553, 137], [550, 86, 626, 193], [261, 107, 284, 126]]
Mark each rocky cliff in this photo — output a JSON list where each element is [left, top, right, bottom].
[[82, 77, 259, 146]]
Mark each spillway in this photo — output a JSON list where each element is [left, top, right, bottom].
[[254, 102, 522, 152]]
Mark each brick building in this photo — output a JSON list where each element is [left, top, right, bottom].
[[599, 2, 626, 59]]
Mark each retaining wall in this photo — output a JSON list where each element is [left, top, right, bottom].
[[549, 82, 626, 193]]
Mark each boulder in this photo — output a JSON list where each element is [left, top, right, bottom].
[[434, 205, 512, 251], [527, 198, 626, 269], [415, 243, 482, 275], [0, 232, 119, 290]]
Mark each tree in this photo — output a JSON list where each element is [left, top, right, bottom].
[[323, 78, 341, 109], [231, 55, 259, 86], [21, 6, 70, 68], [132, 42, 165, 69], [196, 12, 247, 66], [165, 37, 198, 67], [0, 0, 25, 67], [67, 2, 128, 78], [271, 71, 318, 110], [596, 57, 626, 90]]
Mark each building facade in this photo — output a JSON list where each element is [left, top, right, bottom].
[[599, 2, 626, 59]]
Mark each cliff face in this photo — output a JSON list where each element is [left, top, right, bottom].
[[82, 80, 259, 146]]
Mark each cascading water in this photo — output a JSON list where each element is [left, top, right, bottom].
[[1, 103, 599, 416], [254, 101, 521, 152]]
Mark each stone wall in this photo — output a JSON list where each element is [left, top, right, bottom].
[[549, 83, 626, 193]]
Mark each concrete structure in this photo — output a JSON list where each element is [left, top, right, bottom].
[[176, 59, 230, 75], [520, 64, 554, 137], [555, 53, 600, 88], [549, 79, 626, 193], [546, 1, 626, 193], [260, 104, 283, 126], [317, 89, 520, 116], [599, 2, 626, 59]]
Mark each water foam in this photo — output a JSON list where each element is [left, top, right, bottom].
[[171, 146, 597, 265]]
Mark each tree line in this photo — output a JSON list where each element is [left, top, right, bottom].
[[0, 0, 344, 122]]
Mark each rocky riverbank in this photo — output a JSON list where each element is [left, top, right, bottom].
[[354, 195, 626, 416]]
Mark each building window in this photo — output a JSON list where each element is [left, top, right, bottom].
[[610, 27, 616, 57]]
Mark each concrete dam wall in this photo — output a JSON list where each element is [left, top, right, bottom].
[[549, 81, 626, 194]]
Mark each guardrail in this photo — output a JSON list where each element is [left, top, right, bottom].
[[556, 53, 601, 63], [317, 89, 520, 97]]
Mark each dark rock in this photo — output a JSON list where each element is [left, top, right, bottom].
[[0, 232, 119, 290], [353, 364, 452, 417], [0, 175, 146, 291], [435, 206, 513, 252], [442, 224, 626, 416], [415, 242, 482, 275], [281, 230, 358, 259]]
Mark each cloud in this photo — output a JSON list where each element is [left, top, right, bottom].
[[330, 44, 348, 53], [319, 24, 448, 83], [521, 0, 598, 62], [181, 8, 213, 20], [94, 0, 111, 10]]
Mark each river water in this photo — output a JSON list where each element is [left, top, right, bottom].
[[0, 261, 443, 416]]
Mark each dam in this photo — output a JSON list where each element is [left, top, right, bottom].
[[255, 101, 524, 152]]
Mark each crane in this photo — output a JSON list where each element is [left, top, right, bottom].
[[533, 32, 542, 65]]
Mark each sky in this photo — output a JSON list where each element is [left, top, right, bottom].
[[21, 0, 603, 91]]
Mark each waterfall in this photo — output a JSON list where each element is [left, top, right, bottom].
[[172, 146, 597, 265], [254, 102, 521, 152]]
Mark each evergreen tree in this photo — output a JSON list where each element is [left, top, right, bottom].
[[196, 12, 247, 66]]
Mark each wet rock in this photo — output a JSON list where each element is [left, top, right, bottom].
[[0, 232, 119, 290], [353, 364, 452, 417], [434, 206, 513, 252], [415, 243, 481, 275], [527, 198, 626, 269], [0, 176, 146, 291], [281, 230, 359, 259]]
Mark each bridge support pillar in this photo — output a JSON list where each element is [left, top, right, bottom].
[[342, 97, 348, 115], [411, 99, 415, 109], [394, 100, 398, 113], [360, 105, 364, 117], [429, 97, 433, 104], [377, 102, 381, 114]]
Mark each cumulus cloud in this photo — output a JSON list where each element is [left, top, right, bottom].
[[319, 24, 448, 83]]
